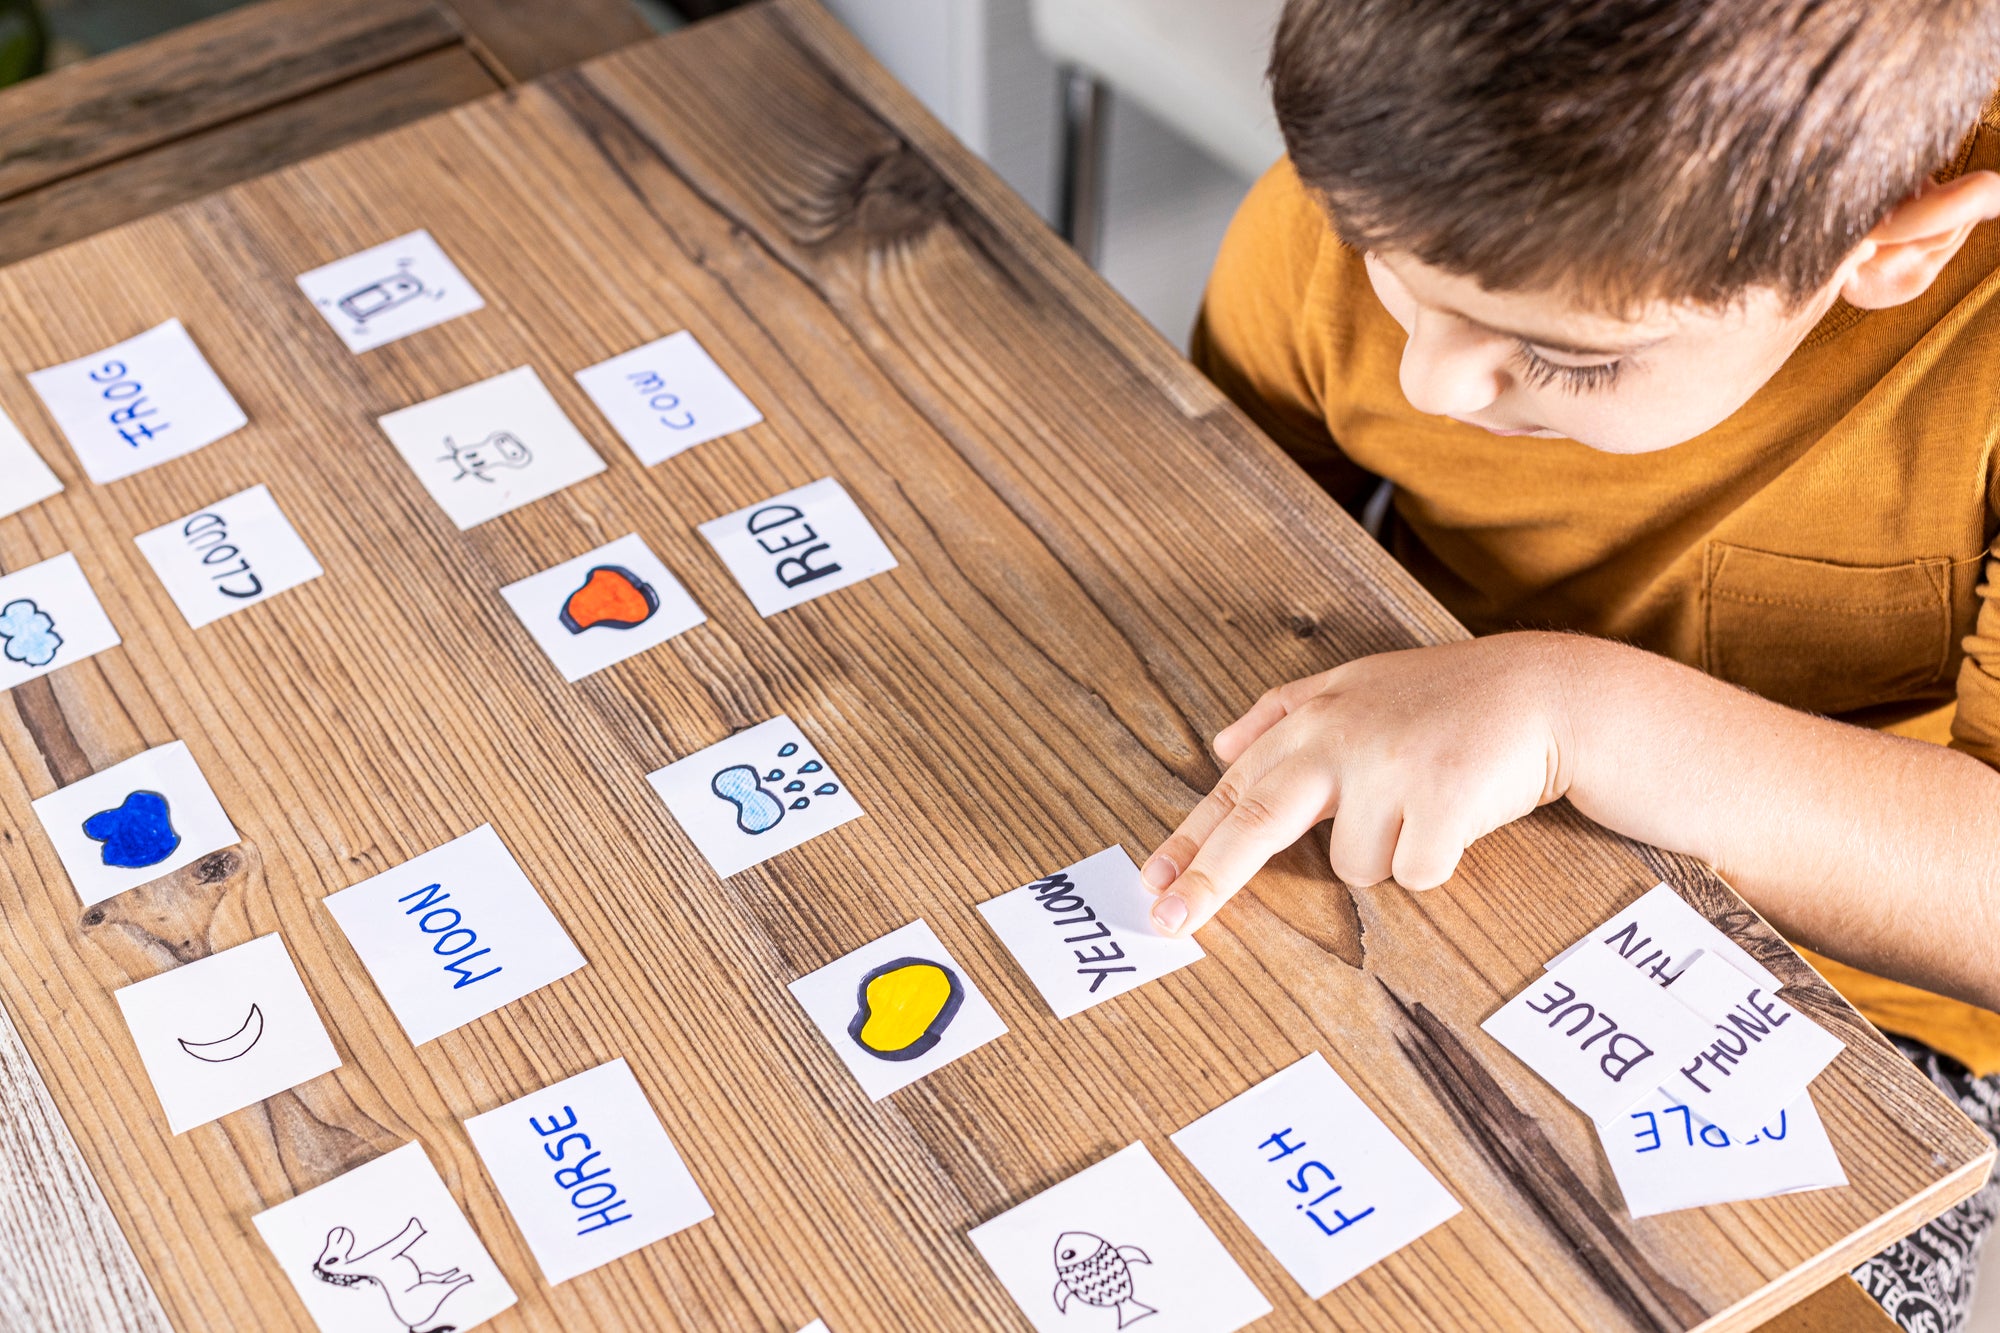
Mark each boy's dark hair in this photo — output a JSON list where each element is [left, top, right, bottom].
[[1271, 0, 2000, 310]]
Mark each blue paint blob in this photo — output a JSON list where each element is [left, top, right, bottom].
[[82, 790, 181, 869]]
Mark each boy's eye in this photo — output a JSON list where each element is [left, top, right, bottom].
[[1511, 341, 1625, 394]]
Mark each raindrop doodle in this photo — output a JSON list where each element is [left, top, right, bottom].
[[710, 741, 840, 835]]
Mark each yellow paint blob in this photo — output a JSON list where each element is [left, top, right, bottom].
[[849, 959, 962, 1060]]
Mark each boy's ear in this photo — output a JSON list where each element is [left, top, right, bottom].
[[1840, 170, 2000, 309]]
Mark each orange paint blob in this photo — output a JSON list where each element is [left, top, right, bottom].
[[560, 565, 660, 633]]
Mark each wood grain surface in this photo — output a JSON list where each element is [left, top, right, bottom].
[[0, 3, 1989, 1330]]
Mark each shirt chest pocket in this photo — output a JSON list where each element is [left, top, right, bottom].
[[1702, 543, 1956, 715]]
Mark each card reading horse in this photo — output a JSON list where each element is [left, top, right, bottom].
[[647, 715, 862, 878], [968, 1142, 1270, 1333], [698, 477, 897, 616], [0, 412, 61, 517], [254, 1141, 516, 1333], [32, 740, 237, 906], [29, 319, 246, 484], [0, 552, 120, 694], [296, 229, 485, 352], [500, 533, 705, 682]]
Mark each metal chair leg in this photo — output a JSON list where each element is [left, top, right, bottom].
[[1056, 65, 1108, 268]]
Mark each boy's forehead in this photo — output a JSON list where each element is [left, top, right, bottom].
[[1376, 250, 1709, 352]]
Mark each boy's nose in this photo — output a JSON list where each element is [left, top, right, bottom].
[[1398, 316, 1506, 419]]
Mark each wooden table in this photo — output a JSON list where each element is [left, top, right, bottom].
[[0, 3, 1988, 1329]]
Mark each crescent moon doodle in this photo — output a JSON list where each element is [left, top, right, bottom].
[[177, 1003, 264, 1062]]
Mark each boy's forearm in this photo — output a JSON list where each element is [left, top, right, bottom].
[[1554, 634, 2000, 1011]]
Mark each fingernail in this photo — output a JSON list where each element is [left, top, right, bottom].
[[1141, 856, 1178, 893], [1152, 893, 1188, 935]]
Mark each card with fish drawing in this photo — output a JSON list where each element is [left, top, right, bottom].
[[499, 533, 705, 683], [969, 1141, 1270, 1333], [0, 551, 121, 695], [32, 740, 237, 907], [787, 919, 1008, 1101], [647, 715, 864, 878], [254, 1140, 516, 1333]]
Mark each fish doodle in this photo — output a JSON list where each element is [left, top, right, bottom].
[[1051, 1230, 1156, 1327], [312, 1218, 473, 1332]]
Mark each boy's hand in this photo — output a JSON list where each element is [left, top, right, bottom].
[[1141, 632, 1580, 935]]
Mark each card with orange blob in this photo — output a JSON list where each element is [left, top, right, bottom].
[[500, 534, 705, 682]]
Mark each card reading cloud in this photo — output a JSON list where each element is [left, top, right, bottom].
[[574, 330, 763, 466], [32, 740, 237, 906], [647, 715, 863, 878], [29, 319, 246, 484], [134, 484, 323, 629], [500, 533, 705, 683], [698, 477, 897, 616], [377, 366, 606, 530], [323, 825, 586, 1045], [0, 552, 119, 693], [296, 229, 485, 352], [0, 411, 61, 517], [968, 1141, 1271, 1333], [1599, 1088, 1847, 1218], [254, 1141, 516, 1333], [114, 933, 339, 1134], [465, 1057, 712, 1284], [788, 919, 1006, 1101]]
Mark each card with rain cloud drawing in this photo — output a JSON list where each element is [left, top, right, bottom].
[[0, 552, 120, 694], [647, 715, 863, 878]]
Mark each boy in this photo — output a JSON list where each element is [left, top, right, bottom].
[[1144, 0, 2000, 1325]]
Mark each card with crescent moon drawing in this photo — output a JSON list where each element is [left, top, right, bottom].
[[114, 933, 340, 1134]]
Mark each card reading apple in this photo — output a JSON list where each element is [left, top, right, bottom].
[[296, 229, 485, 352], [1599, 1088, 1847, 1218], [29, 319, 246, 484], [647, 715, 862, 878], [698, 477, 897, 616], [500, 533, 705, 682], [574, 330, 763, 466], [32, 740, 237, 906], [134, 484, 323, 629], [0, 552, 120, 693]]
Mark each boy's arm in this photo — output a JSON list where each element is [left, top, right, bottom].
[[1142, 631, 2000, 1012]]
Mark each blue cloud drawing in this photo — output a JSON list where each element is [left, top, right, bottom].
[[0, 598, 62, 668]]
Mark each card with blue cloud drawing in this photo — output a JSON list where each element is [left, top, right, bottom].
[[0, 552, 120, 693]]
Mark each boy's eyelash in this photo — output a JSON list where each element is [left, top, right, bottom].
[[1511, 341, 1625, 394]]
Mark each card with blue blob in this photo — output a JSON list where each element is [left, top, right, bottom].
[[464, 1057, 712, 1284], [28, 319, 246, 484], [647, 715, 863, 878], [32, 740, 237, 906], [0, 551, 121, 693]]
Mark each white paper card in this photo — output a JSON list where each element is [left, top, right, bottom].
[[323, 825, 587, 1045], [133, 484, 323, 629], [465, 1058, 711, 1284], [0, 413, 60, 517], [499, 533, 705, 683], [978, 846, 1204, 1019], [798, 1323, 831, 1333], [32, 740, 237, 907], [377, 366, 606, 530], [113, 934, 339, 1134], [969, 1141, 1270, 1333], [29, 320, 246, 484], [1482, 942, 1715, 1125], [1600, 1089, 1847, 1218], [296, 229, 485, 352], [0, 552, 120, 692], [1653, 952, 1842, 1138], [254, 1141, 516, 1333], [1548, 882, 1780, 991], [574, 331, 763, 466], [647, 715, 862, 878], [1170, 1052, 1458, 1298], [698, 477, 897, 616], [788, 919, 1007, 1101]]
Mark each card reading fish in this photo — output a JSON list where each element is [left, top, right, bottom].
[[647, 715, 863, 878], [979, 846, 1205, 1019], [1546, 881, 1780, 991], [29, 319, 246, 484], [968, 1141, 1271, 1333], [114, 934, 339, 1134], [500, 533, 705, 683], [1170, 1052, 1459, 1298], [0, 552, 120, 694], [134, 484, 324, 629], [1649, 952, 1842, 1138], [377, 366, 606, 530], [465, 1057, 712, 1284], [32, 740, 237, 907], [0, 412, 61, 517], [788, 919, 1007, 1101], [698, 477, 897, 617], [254, 1141, 516, 1333], [296, 229, 486, 352], [323, 825, 587, 1046], [574, 330, 764, 466], [1599, 1088, 1847, 1218]]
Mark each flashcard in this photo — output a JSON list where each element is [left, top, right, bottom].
[[499, 533, 705, 683], [1600, 1089, 1847, 1218], [798, 1323, 832, 1333], [979, 846, 1205, 1019], [1547, 881, 1780, 991], [254, 1141, 516, 1333], [1652, 952, 1842, 1138], [969, 1141, 1271, 1333], [698, 477, 898, 617], [647, 715, 863, 878], [296, 229, 485, 352], [323, 825, 587, 1045], [0, 412, 61, 517], [133, 484, 323, 629], [788, 919, 1007, 1101], [465, 1058, 711, 1284], [28, 319, 246, 484], [32, 740, 237, 907], [0, 552, 120, 693], [1482, 941, 1714, 1125], [574, 331, 763, 466], [1170, 1052, 1458, 1298], [377, 366, 606, 530], [113, 933, 338, 1134]]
